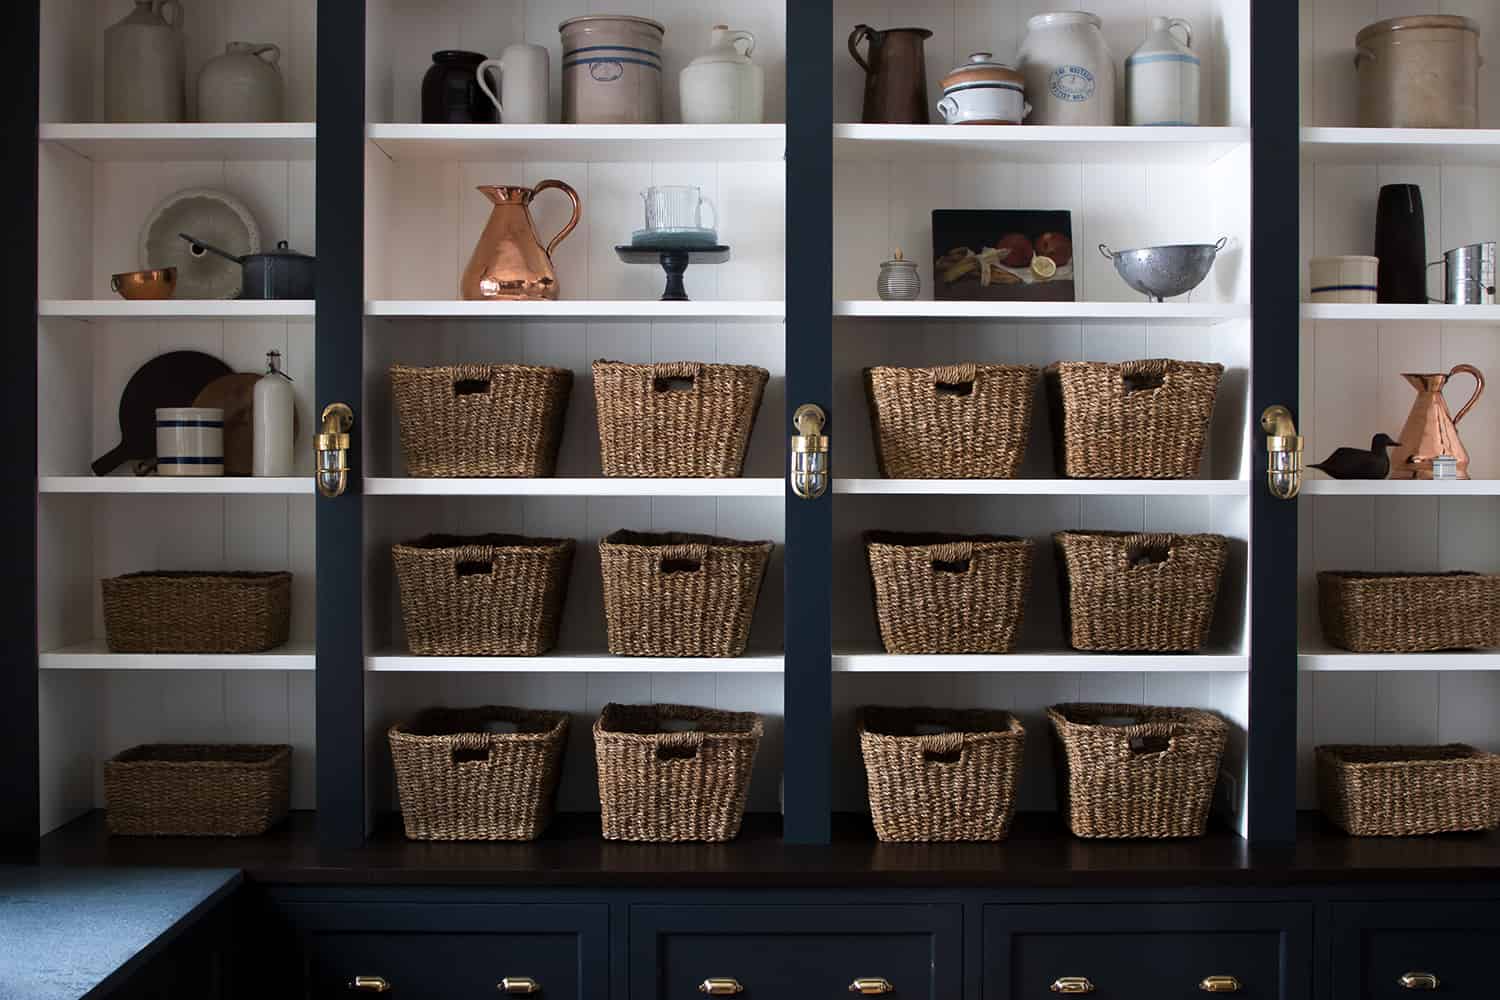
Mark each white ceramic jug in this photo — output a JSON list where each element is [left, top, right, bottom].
[[198, 42, 284, 122], [1126, 17, 1200, 126], [477, 43, 550, 124], [1018, 11, 1115, 125], [680, 25, 765, 124], [104, 0, 186, 123], [253, 351, 296, 477]]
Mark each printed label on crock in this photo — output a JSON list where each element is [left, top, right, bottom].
[[1049, 65, 1096, 102], [590, 61, 625, 82]]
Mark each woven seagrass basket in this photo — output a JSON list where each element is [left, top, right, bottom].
[[1055, 531, 1227, 651], [858, 706, 1025, 842], [101, 571, 291, 653], [389, 706, 569, 841], [391, 363, 573, 477], [1045, 359, 1224, 478], [394, 534, 575, 656], [1049, 703, 1227, 839], [594, 703, 762, 842], [1317, 744, 1500, 837], [1318, 571, 1500, 653], [865, 532, 1033, 654], [593, 360, 768, 477], [104, 744, 291, 836], [864, 363, 1039, 478]]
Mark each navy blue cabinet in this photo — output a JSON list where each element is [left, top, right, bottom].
[[1331, 900, 1500, 999]]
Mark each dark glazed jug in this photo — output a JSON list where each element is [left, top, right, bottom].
[[849, 25, 933, 124], [422, 50, 497, 124], [1374, 183, 1426, 304]]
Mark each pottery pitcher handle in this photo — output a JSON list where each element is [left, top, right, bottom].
[[1167, 18, 1192, 49], [155, 0, 183, 29], [475, 59, 504, 118], [1449, 364, 1485, 425], [533, 179, 581, 259], [848, 25, 874, 73], [252, 43, 281, 65], [728, 29, 756, 59]]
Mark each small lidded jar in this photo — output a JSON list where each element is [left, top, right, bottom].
[[877, 249, 921, 301], [937, 52, 1030, 125]]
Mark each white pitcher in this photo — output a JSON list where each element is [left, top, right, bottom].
[[104, 0, 186, 123], [1126, 17, 1200, 126], [477, 43, 550, 124], [680, 25, 765, 124], [198, 42, 284, 122]]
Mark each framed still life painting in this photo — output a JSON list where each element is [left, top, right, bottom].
[[933, 209, 1076, 302]]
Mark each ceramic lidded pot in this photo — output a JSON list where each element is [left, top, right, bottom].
[[104, 0, 186, 123], [1356, 15, 1481, 129], [1126, 17, 1200, 125], [423, 51, 497, 124], [937, 52, 1029, 124], [198, 43, 284, 122], [877, 250, 921, 301], [680, 25, 765, 124], [560, 15, 666, 124], [1018, 11, 1116, 125]]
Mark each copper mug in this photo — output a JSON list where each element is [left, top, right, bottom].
[[1390, 364, 1485, 480], [460, 180, 581, 300]]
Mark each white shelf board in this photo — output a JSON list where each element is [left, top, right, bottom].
[[836, 478, 1246, 496], [40, 640, 315, 671], [1301, 127, 1500, 166], [367, 650, 784, 672], [366, 478, 784, 497], [1302, 479, 1500, 496], [39, 122, 317, 161], [367, 123, 785, 162], [367, 300, 783, 320], [1302, 303, 1500, 325], [1300, 644, 1500, 671], [834, 124, 1251, 163], [41, 300, 315, 320], [836, 300, 1249, 325], [833, 646, 1247, 672], [41, 476, 312, 495]]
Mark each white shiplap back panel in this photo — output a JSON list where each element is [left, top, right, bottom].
[[368, 0, 788, 124]]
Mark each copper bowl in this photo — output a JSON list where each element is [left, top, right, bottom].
[[111, 268, 177, 301]]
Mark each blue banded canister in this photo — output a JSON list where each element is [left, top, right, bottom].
[[559, 15, 666, 124], [155, 407, 224, 477]]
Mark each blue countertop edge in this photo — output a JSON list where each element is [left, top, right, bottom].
[[0, 866, 242, 1000]]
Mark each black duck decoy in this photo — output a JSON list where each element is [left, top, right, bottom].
[[1309, 433, 1400, 480]]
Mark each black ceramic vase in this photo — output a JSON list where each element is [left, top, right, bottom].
[[421, 50, 496, 124], [1374, 183, 1427, 304]]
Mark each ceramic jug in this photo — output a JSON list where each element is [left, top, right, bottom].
[[460, 181, 582, 301], [477, 43, 550, 124], [1019, 11, 1115, 125], [680, 25, 764, 124], [849, 25, 933, 124], [1390, 364, 1485, 480], [1126, 17, 1199, 125], [104, 0, 186, 123], [198, 42, 283, 122]]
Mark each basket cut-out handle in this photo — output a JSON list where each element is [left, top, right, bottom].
[[452, 365, 496, 396], [932, 363, 977, 397], [1121, 358, 1171, 393], [1120, 722, 1180, 756], [918, 730, 965, 763], [655, 729, 705, 759], [659, 543, 708, 574], [927, 540, 974, 573], [651, 361, 703, 393], [1123, 533, 1176, 570], [450, 730, 495, 764], [454, 545, 497, 576]]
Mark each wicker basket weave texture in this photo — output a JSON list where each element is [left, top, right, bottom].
[[1317, 744, 1500, 837], [865, 532, 1033, 654], [1048, 704, 1228, 839], [858, 706, 1025, 842], [389, 706, 569, 841], [864, 363, 1039, 478], [1317, 571, 1500, 653], [393, 534, 575, 656], [593, 703, 763, 842], [1045, 359, 1224, 478], [599, 531, 771, 657], [101, 571, 291, 653], [104, 744, 291, 836], [391, 363, 573, 477], [593, 360, 769, 477], [1054, 531, 1228, 651]]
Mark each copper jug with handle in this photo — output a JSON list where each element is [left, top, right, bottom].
[[460, 180, 581, 300], [848, 25, 933, 124], [1390, 364, 1485, 479]]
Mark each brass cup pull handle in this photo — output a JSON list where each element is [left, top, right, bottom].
[[350, 977, 391, 993], [1400, 972, 1440, 991], [850, 977, 896, 994], [499, 977, 540, 995], [1051, 978, 1096, 994], [1200, 975, 1242, 993], [698, 979, 744, 996]]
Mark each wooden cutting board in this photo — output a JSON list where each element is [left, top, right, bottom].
[[193, 374, 300, 477]]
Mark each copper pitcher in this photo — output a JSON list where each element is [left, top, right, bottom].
[[1390, 364, 1485, 479], [460, 180, 581, 300], [849, 25, 933, 124]]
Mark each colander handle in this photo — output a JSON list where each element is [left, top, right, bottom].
[[1212, 236, 1229, 253], [1097, 243, 1115, 260]]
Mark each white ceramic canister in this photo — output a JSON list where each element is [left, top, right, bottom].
[[680, 25, 765, 124], [1308, 256, 1379, 303], [477, 43, 551, 124], [156, 407, 223, 476], [253, 351, 296, 477], [559, 15, 666, 124], [1018, 11, 1116, 125], [1356, 15, 1481, 130], [877, 250, 921, 300], [197, 42, 284, 122], [1126, 17, 1199, 125], [937, 52, 1030, 125], [103, 0, 186, 123]]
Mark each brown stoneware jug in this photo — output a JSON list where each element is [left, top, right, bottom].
[[1390, 364, 1485, 480], [849, 25, 933, 124], [460, 180, 582, 300]]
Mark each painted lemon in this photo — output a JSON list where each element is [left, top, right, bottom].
[[1031, 255, 1058, 280]]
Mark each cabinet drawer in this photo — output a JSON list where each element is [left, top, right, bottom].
[[1332, 901, 1500, 999], [279, 902, 607, 1000], [630, 904, 961, 999], [983, 903, 1312, 1000]]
